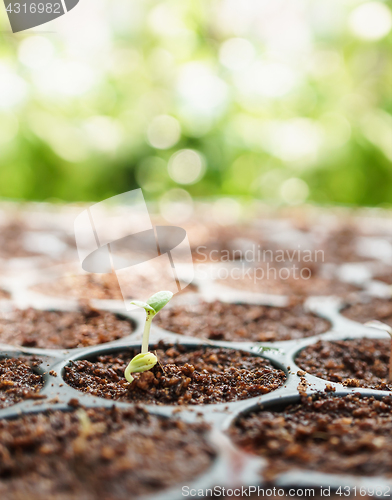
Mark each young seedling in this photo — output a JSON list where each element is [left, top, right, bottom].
[[124, 291, 173, 384], [73, 409, 93, 454], [256, 345, 281, 354], [365, 320, 392, 382]]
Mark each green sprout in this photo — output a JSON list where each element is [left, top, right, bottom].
[[73, 409, 93, 454], [256, 345, 281, 354], [77, 408, 92, 438], [365, 320, 392, 381], [124, 291, 173, 384]]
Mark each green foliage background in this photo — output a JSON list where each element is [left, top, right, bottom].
[[0, 0, 391, 206]]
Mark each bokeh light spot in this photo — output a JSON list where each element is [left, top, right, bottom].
[[18, 36, 55, 69], [0, 64, 27, 110], [178, 62, 228, 114], [168, 149, 205, 185], [280, 177, 309, 205], [84, 116, 122, 152], [34, 61, 96, 97], [147, 115, 181, 149], [159, 188, 193, 224], [349, 2, 392, 41], [236, 61, 297, 98], [219, 38, 255, 71], [263, 118, 322, 163]]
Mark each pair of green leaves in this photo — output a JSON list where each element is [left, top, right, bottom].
[[130, 290, 173, 316]]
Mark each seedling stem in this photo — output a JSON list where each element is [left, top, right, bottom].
[[124, 291, 173, 384], [142, 311, 153, 354]]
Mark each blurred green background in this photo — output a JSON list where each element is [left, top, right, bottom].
[[0, 0, 391, 208]]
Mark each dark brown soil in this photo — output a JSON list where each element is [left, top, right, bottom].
[[33, 272, 197, 301], [230, 393, 392, 479], [217, 261, 361, 298], [190, 221, 375, 265], [155, 300, 331, 342], [0, 218, 72, 261], [0, 221, 41, 258], [0, 289, 10, 300], [33, 274, 124, 300], [0, 357, 44, 409], [220, 275, 361, 297], [373, 271, 392, 285], [189, 223, 265, 262], [342, 297, 392, 328], [64, 343, 286, 405], [0, 406, 215, 500], [321, 227, 371, 264], [0, 304, 134, 349], [296, 339, 392, 390]]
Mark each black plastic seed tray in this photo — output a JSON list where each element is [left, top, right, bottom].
[[1, 262, 392, 498]]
